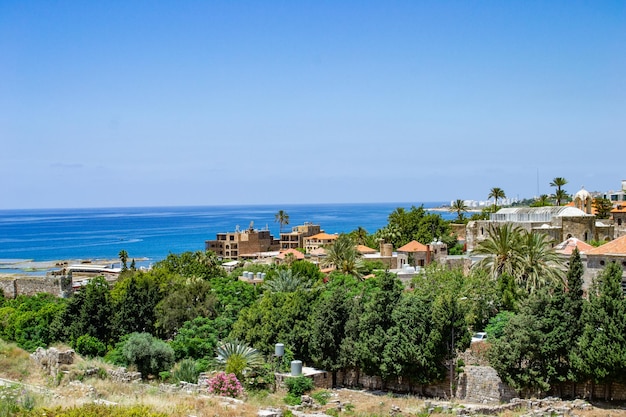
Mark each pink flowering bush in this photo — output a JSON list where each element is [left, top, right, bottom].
[[207, 372, 244, 398]]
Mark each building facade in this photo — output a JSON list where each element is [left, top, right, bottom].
[[206, 224, 280, 260]]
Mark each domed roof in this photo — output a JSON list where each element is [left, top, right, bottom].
[[574, 186, 591, 201]]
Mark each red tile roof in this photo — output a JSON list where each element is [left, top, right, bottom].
[[357, 244, 377, 254], [553, 237, 594, 255], [306, 232, 338, 241], [276, 248, 305, 260], [586, 235, 626, 256], [397, 240, 428, 252]]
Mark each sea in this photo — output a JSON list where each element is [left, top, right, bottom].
[[0, 202, 452, 274]]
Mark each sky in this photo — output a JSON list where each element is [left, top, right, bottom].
[[1, 1, 625, 209]]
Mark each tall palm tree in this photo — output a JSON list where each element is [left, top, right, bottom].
[[472, 223, 523, 282], [274, 210, 290, 234], [118, 249, 129, 271], [351, 226, 369, 245], [323, 234, 364, 280], [550, 177, 568, 206], [450, 199, 468, 222], [472, 224, 565, 294], [488, 187, 506, 210], [518, 232, 565, 292]]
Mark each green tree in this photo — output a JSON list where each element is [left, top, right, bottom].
[[323, 234, 364, 280], [154, 251, 226, 280], [472, 224, 524, 282], [118, 250, 129, 271], [170, 316, 231, 361], [310, 286, 351, 387], [571, 262, 626, 394], [450, 199, 468, 222], [488, 187, 506, 210], [53, 276, 114, 346], [518, 232, 565, 293], [550, 177, 568, 206], [121, 332, 175, 379], [530, 194, 553, 207], [112, 272, 163, 339], [275, 210, 290, 234], [155, 278, 218, 339], [263, 269, 310, 293], [593, 197, 613, 219], [382, 292, 444, 385], [350, 226, 369, 245]]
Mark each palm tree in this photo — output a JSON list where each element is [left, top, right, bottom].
[[323, 234, 364, 280], [351, 226, 369, 245], [118, 249, 129, 271], [274, 210, 290, 234], [518, 232, 565, 292], [263, 269, 310, 293], [450, 199, 468, 222], [488, 187, 506, 210], [472, 224, 524, 282], [550, 177, 568, 206]]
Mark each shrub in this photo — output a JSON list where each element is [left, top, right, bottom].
[[284, 375, 314, 396], [121, 332, 175, 379], [311, 389, 331, 405], [172, 358, 200, 383], [74, 334, 107, 358], [207, 372, 243, 398]]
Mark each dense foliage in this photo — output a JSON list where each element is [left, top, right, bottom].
[[2, 203, 626, 400]]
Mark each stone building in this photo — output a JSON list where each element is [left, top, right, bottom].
[[397, 239, 448, 267], [584, 234, 626, 292], [466, 206, 613, 253], [279, 222, 321, 250], [205, 223, 279, 260]]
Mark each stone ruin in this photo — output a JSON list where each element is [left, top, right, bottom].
[[30, 347, 75, 377]]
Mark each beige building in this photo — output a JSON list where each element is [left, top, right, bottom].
[[205, 224, 279, 260], [585, 234, 626, 293], [304, 232, 339, 254], [465, 205, 614, 253], [279, 223, 322, 250], [396, 240, 448, 267]]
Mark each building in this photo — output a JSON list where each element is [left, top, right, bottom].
[[584, 234, 626, 292], [303, 232, 339, 254], [205, 223, 280, 260], [396, 239, 448, 267], [465, 203, 614, 253], [602, 179, 626, 204], [279, 223, 322, 250]]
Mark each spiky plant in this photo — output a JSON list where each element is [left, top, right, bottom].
[[216, 340, 264, 381]]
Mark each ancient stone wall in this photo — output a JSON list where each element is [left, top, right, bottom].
[[0, 273, 72, 298], [30, 347, 75, 377], [456, 366, 518, 403]]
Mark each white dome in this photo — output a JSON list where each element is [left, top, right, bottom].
[[574, 186, 591, 201]]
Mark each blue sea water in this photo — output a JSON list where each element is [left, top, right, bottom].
[[0, 202, 451, 265]]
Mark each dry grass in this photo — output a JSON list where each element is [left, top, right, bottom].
[[2, 340, 626, 416]]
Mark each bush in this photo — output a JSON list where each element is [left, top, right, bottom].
[[172, 358, 200, 383], [284, 375, 314, 396], [121, 332, 175, 379], [207, 372, 243, 398], [74, 334, 107, 358], [311, 389, 331, 405]]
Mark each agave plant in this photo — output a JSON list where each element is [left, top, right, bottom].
[[216, 340, 264, 381]]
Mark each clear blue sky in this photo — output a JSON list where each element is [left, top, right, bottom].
[[1, 1, 625, 209]]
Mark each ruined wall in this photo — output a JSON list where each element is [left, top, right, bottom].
[[456, 366, 518, 403], [0, 274, 72, 298]]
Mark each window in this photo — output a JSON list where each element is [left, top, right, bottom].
[[600, 260, 605, 266]]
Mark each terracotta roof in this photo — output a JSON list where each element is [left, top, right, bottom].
[[586, 235, 626, 256], [276, 248, 305, 260], [397, 240, 428, 252], [553, 237, 594, 255], [612, 205, 626, 213], [357, 244, 377, 254], [305, 232, 338, 241]]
